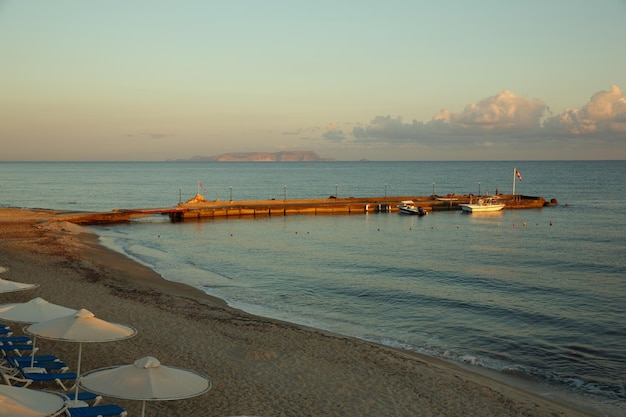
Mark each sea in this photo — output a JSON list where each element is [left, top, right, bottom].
[[1, 160, 625, 416]]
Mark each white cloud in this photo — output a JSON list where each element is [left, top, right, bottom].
[[334, 86, 626, 148], [436, 90, 547, 131], [350, 90, 547, 144], [543, 84, 626, 136]]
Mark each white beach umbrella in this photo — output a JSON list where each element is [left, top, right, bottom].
[[25, 308, 136, 405], [0, 298, 78, 368], [80, 356, 211, 417], [0, 277, 39, 294], [0, 298, 77, 324], [0, 385, 67, 417]]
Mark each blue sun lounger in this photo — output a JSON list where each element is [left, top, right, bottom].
[[20, 370, 78, 391], [7, 354, 59, 363], [8, 354, 66, 365], [66, 404, 128, 417], [64, 390, 103, 406], [0, 336, 31, 344], [0, 343, 38, 357], [7, 355, 69, 372]]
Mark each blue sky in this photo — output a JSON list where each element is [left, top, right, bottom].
[[1, 1, 625, 161]]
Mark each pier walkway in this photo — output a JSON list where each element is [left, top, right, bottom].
[[57, 194, 551, 225]]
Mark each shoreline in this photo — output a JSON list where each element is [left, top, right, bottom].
[[0, 208, 603, 416]]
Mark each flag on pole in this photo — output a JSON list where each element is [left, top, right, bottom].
[[198, 181, 209, 194], [515, 169, 522, 181]]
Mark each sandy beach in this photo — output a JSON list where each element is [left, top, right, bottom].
[[0, 208, 600, 417]]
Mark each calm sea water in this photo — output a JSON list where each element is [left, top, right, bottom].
[[1, 161, 625, 415]]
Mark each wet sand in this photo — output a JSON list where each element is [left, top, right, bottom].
[[0, 208, 600, 417]]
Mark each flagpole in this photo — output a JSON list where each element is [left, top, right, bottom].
[[512, 168, 516, 196]]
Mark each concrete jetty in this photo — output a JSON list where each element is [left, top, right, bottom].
[[57, 194, 551, 225]]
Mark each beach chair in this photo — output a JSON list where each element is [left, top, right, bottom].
[[19, 369, 78, 391], [0, 335, 32, 345], [8, 354, 67, 366], [0, 357, 25, 376], [65, 404, 128, 417], [8, 355, 70, 373], [6, 354, 60, 363], [0, 367, 34, 388], [0, 343, 39, 357], [64, 390, 103, 406], [0, 360, 18, 376], [3, 354, 60, 369], [0, 326, 12, 336]]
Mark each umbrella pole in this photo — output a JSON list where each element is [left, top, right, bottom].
[[29, 336, 38, 368], [142, 400, 146, 417], [74, 342, 83, 406]]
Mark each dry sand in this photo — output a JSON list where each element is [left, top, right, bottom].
[[0, 208, 601, 417]]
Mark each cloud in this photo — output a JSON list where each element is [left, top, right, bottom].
[[333, 85, 625, 148], [353, 116, 424, 142], [433, 90, 547, 132], [543, 84, 626, 136], [348, 90, 548, 145], [322, 122, 346, 142]]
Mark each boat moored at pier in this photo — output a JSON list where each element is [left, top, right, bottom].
[[397, 201, 428, 216], [459, 197, 505, 213]]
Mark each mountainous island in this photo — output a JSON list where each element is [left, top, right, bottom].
[[171, 151, 334, 162]]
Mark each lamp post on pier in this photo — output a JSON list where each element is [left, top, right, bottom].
[[478, 181, 481, 196], [335, 184, 338, 198], [283, 185, 286, 201], [384, 183, 387, 198], [229, 186, 232, 202], [432, 182, 435, 197]]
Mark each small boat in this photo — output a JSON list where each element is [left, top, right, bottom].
[[397, 201, 428, 216], [459, 197, 505, 213]]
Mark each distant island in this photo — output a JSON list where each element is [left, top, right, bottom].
[[170, 151, 335, 162]]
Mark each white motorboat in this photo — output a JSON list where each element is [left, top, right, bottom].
[[459, 197, 505, 213], [397, 201, 428, 216]]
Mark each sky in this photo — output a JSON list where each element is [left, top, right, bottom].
[[1, 1, 625, 161]]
